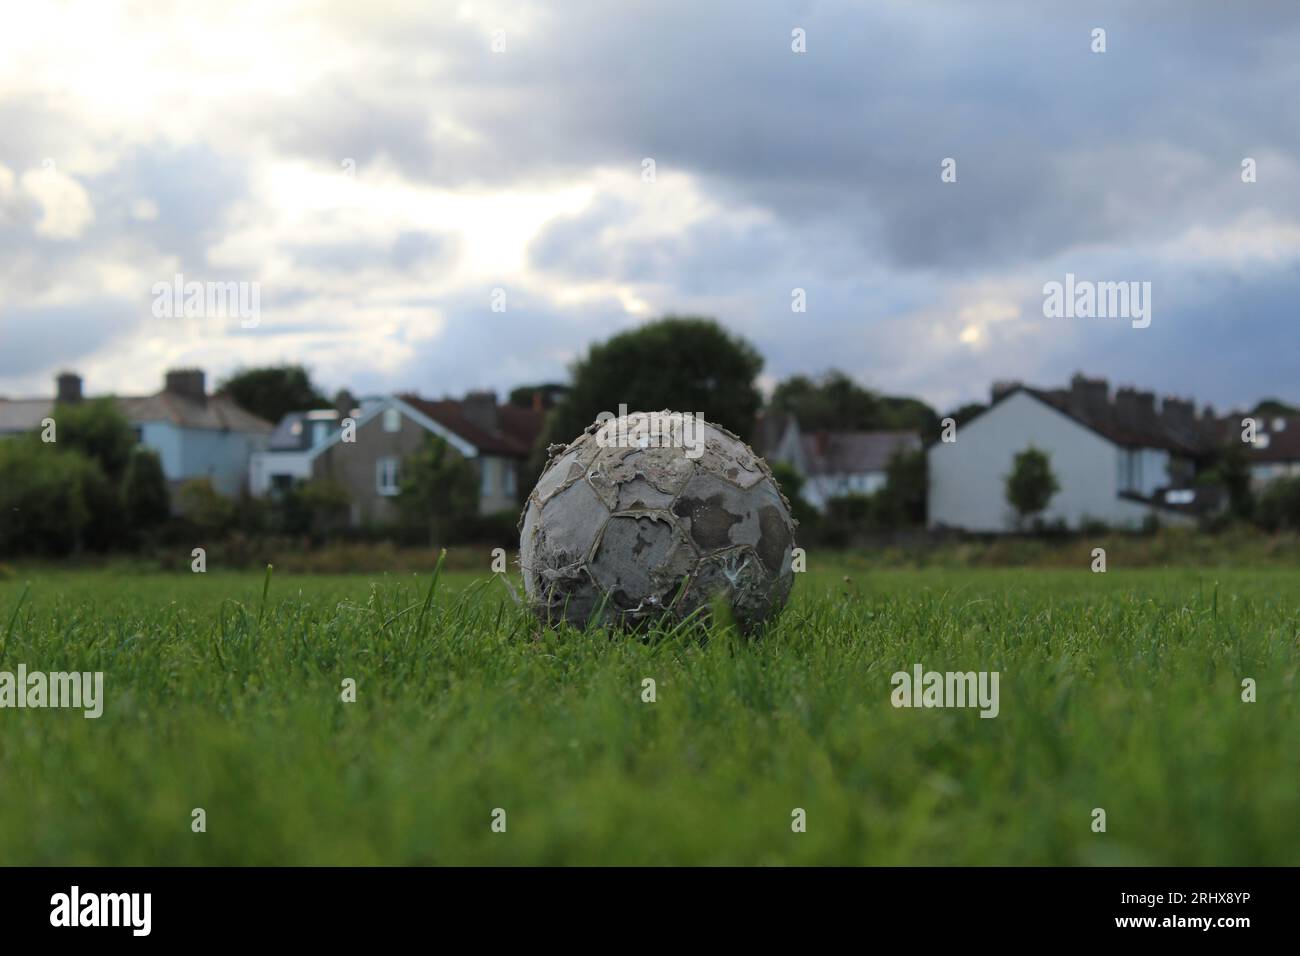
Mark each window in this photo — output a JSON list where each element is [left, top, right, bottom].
[[504, 461, 517, 497], [480, 457, 495, 495], [382, 408, 401, 433], [376, 457, 400, 496]]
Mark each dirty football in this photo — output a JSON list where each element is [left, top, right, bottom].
[[519, 410, 798, 631]]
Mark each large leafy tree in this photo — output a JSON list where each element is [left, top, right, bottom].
[[770, 370, 940, 439], [218, 365, 327, 424], [398, 435, 479, 546], [530, 316, 764, 479], [51, 397, 136, 482], [1005, 446, 1060, 528]]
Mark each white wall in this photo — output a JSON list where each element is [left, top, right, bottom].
[[1252, 461, 1300, 486], [249, 450, 314, 495], [928, 391, 1166, 532], [804, 471, 887, 511]]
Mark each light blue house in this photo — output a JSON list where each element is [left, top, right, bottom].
[[0, 370, 273, 497]]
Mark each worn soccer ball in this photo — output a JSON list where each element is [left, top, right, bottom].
[[519, 411, 797, 631]]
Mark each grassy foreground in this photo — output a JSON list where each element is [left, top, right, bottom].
[[0, 562, 1297, 865]]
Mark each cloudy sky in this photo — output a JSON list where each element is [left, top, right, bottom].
[[1, 0, 1296, 415]]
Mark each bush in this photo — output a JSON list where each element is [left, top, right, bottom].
[[122, 448, 170, 534], [175, 479, 236, 538], [0, 438, 103, 556], [769, 461, 819, 531], [1255, 476, 1300, 532], [455, 508, 522, 546]]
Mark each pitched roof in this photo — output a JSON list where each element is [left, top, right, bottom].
[[0, 398, 53, 433], [800, 430, 921, 476], [1231, 414, 1300, 462], [400, 395, 543, 458], [118, 393, 274, 433], [0, 393, 273, 434], [984, 386, 1208, 455]]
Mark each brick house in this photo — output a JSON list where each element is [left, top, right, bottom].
[[249, 390, 544, 526]]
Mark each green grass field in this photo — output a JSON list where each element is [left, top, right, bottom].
[[0, 561, 1297, 865]]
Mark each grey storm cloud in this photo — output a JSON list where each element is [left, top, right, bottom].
[[262, 0, 1300, 269]]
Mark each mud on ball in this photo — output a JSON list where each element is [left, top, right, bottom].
[[519, 411, 797, 631]]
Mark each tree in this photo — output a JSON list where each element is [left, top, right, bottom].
[[398, 435, 479, 546], [877, 447, 928, 527], [218, 365, 327, 424], [508, 383, 569, 409], [1005, 447, 1060, 529], [945, 402, 988, 427], [770, 370, 941, 439], [770, 371, 881, 432], [122, 447, 171, 533], [531, 316, 764, 480], [50, 397, 136, 482], [1252, 398, 1299, 418]]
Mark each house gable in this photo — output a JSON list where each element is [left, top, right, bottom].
[[928, 389, 1155, 532]]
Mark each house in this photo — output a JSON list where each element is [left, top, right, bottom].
[[249, 390, 545, 525], [0, 370, 273, 496], [927, 374, 1214, 532], [1235, 414, 1300, 487], [759, 412, 921, 512]]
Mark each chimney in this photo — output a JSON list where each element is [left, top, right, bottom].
[[1069, 373, 1110, 426], [1161, 396, 1195, 435], [335, 389, 357, 420], [1115, 386, 1139, 425], [991, 380, 1021, 403], [164, 368, 207, 404], [1134, 391, 1157, 429], [532, 390, 544, 412], [56, 372, 83, 404], [462, 390, 499, 433]]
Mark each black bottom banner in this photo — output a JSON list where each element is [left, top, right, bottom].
[[0, 866, 1284, 943]]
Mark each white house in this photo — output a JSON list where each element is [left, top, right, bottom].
[[1240, 415, 1300, 487], [928, 377, 1209, 532]]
